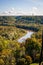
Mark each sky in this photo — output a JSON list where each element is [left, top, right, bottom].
[[0, 0, 43, 16]]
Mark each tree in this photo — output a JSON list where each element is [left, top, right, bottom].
[[0, 59, 4, 65], [25, 38, 41, 62]]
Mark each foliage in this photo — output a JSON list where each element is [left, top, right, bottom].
[[25, 38, 41, 62], [25, 55, 32, 64], [0, 16, 42, 65]]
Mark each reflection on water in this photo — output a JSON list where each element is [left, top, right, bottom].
[[18, 31, 34, 43]]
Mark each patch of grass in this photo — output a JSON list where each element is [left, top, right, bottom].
[[30, 63, 39, 65]]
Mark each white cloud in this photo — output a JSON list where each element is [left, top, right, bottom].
[[0, 8, 26, 16], [31, 7, 38, 15], [30, 7, 43, 15], [0, 7, 43, 16], [0, 8, 28, 16]]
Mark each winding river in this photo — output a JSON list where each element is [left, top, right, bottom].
[[18, 31, 34, 43]]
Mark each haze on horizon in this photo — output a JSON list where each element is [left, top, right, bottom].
[[0, 0, 43, 16]]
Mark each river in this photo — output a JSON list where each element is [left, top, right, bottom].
[[18, 31, 34, 43]]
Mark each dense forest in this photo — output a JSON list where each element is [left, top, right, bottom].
[[0, 16, 43, 25], [0, 16, 43, 65]]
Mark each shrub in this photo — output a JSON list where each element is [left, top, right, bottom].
[[25, 55, 32, 64], [0, 59, 4, 65]]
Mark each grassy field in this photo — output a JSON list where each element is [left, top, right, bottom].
[[30, 63, 39, 65]]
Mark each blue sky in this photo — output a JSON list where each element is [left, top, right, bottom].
[[0, 0, 43, 15]]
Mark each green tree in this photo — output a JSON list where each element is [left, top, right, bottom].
[[25, 38, 41, 62]]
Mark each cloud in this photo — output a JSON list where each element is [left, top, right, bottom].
[[31, 7, 38, 15], [0, 8, 26, 16], [30, 7, 43, 15], [0, 8, 29, 16], [0, 7, 43, 16], [32, 7, 37, 10]]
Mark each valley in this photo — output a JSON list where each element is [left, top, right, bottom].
[[0, 16, 43, 65]]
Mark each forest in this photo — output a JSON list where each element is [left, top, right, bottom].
[[0, 16, 43, 65]]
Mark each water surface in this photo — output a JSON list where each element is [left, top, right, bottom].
[[18, 31, 34, 43]]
